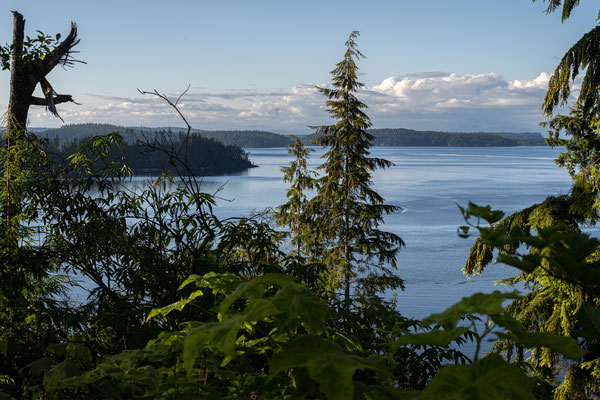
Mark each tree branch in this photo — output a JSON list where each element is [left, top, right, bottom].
[[30, 94, 78, 106], [33, 21, 82, 81], [32, 77, 78, 121]]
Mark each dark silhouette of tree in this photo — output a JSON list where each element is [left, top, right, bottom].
[[535, 0, 600, 120], [3, 11, 81, 140]]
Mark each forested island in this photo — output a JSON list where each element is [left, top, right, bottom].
[[37, 123, 545, 148], [43, 129, 254, 176]]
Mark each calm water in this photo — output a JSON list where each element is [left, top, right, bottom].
[[188, 146, 576, 320]]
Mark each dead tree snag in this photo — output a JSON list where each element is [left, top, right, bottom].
[[5, 11, 81, 140]]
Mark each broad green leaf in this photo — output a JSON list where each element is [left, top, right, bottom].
[[576, 305, 600, 339], [496, 331, 586, 359], [270, 283, 328, 331], [422, 291, 519, 330], [78, 367, 109, 385], [177, 274, 202, 291], [496, 254, 540, 273], [462, 202, 505, 224], [270, 334, 389, 400], [46, 343, 92, 362], [22, 357, 52, 377], [43, 359, 82, 391], [422, 355, 535, 400], [241, 297, 280, 323], [393, 327, 469, 347], [146, 289, 203, 321], [184, 298, 279, 371], [219, 273, 295, 314], [489, 313, 525, 332], [121, 365, 159, 389], [359, 383, 420, 399]]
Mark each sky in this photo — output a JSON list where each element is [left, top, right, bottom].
[[0, 0, 597, 133]]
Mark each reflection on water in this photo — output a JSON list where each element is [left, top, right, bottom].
[[123, 146, 578, 322]]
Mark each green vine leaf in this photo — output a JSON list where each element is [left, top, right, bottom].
[[270, 334, 389, 400], [421, 291, 520, 330], [422, 355, 535, 400]]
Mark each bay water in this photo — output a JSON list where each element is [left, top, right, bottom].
[[192, 146, 576, 321]]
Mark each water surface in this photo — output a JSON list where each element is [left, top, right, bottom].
[[190, 146, 575, 319]]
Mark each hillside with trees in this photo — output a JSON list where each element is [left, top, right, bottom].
[[40, 124, 255, 175], [199, 130, 293, 147], [302, 128, 544, 147], [53, 133, 254, 176], [39, 123, 545, 148], [367, 128, 545, 146]]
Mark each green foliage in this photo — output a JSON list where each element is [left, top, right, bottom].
[[3, 126, 594, 399], [275, 137, 315, 256], [0, 31, 61, 72], [270, 334, 388, 400], [461, 200, 600, 398], [421, 291, 519, 331], [532, 0, 581, 22], [47, 131, 254, 176], [32, 273, 387, 399], [534, 1, 600, 120], [35, 270, 571, 400], [278, 31, 404, 300], [421, 355, 535, 400]]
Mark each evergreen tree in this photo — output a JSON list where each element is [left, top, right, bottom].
[[461, 2, 600, 397], [535, 0, 600, 121], [308, 31, 404, 300], [275, 136, 315, 256]]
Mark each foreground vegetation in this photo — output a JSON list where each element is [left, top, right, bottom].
[[1, 0, 600, 398]]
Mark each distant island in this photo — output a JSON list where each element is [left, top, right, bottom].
[[40, 125, 255, 176], [34, 123, 546, 149], [307, 128, 546, 147]]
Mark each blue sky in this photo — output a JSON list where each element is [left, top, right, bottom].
[[0, 0, 596, 133]]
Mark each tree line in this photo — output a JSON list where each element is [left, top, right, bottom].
[[43, 131, 255, 176], [40, 124, 545, 149]]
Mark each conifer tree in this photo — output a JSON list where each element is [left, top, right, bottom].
[[460, 2, 600, 396], [534, 0, 600, 121], [308, 31, 404, 300], [275, 137, 315, 256]]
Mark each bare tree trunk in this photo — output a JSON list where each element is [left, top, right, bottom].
[[5, 11, 80, 139], [3, 11, 81, 225], [343, 150, 351, 304], [6, 12, 33, 143]]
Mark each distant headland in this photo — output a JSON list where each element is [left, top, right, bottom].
[[32, 123, 546, 148]]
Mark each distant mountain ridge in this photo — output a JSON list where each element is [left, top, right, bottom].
[[34, 123, 546, 148]]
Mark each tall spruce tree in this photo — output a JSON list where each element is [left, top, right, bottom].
[[307, 31, 404, 300]]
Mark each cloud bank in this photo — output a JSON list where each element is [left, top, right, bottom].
[[25, 71, 566, 133]]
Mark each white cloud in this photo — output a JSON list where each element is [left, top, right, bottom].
[[509, 72, 551, 89], [26, 71, 576, 133]]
